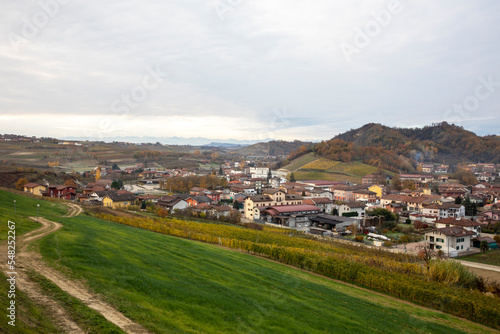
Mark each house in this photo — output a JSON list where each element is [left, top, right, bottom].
[[352, 190, 377, 204], [244, 191, 303, 220], [434, 217, 483, 237], [23, 183, 46, 196], [186, 196, 214, 207], [368, 185, 388, 199], [259, 204, 320, 228], [157, 196, 189, 211], [424, 227, 474, 256], [303, 198, 333, 213], [380, 195, 439, 213], [43, 185, 76, 200], [136, 194, 160, 204], [338, 202, 366, 217], [437, 203, 465, 219], [102, 193, 136, 209], [385, 202, 405, 213], [308, 189, 333, 200]]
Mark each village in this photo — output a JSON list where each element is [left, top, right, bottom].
[[17, 157, 500, 258]]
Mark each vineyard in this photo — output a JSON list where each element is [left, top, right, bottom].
[[281, 152, 318, 172], [94, 213, 500, 329], [301, 158, 341, 170]]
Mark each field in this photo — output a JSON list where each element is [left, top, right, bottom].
[[281, 152, 318, 172], [459, 249, 500, 266], [0, 189, 68, 242], [283, 154, 392, 182], [37, 214, 497, 334]]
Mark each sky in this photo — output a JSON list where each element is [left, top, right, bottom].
[[1, 0, 499, 144]]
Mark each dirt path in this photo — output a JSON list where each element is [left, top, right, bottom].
[[1, 219, 86, 333], [3, 202, 151, 334]]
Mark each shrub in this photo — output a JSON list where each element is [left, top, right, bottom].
[[399, 235, 411, 243], [354, 235, 364, 243], [383, 241, 393, 247], [494, 235, 500, 243], [427, 260, 477, 289]]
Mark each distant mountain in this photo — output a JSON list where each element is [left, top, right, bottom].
[[63, 136, 267, 146], [312, 122, 500, 173]]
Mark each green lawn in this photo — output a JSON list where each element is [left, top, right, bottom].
[[0, 189, 67, 241], [37, 215, 497, 334], [459, 249, 500, 266]]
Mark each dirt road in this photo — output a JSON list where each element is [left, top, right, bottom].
[[2, 202, 151, 334]]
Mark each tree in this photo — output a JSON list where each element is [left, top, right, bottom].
[[289, 172, 296, 182], [480, 240, 490, 254], [332, 208, 339, 216], [64, 179, 77, 188], [15, 177, 28, 190], [455, 196, 462, 204], [391, 174, 402, 191], [267, 168, 272, 180], [452, 169, 478, 185], [111, 180, 121, 190], [367, 208, 397, 222], [140, 201, 146, 210], [417, 244, 436, 270]]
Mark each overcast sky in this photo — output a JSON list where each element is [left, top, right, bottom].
[[1, 0, 499, 143]]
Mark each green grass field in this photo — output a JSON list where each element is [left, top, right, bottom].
[[459, 249, 500, 266], [36, 214, 497, 334], [0, 189, 67, 241], [282, 152, 318, 172]]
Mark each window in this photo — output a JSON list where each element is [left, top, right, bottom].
[[456, 246, 459, 250]]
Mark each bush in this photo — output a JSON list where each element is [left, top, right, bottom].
[[427, 260, 477, 289], [399, 235, 411, 243], [494, 235, 500, 243], [383, 241, 393, 247], [354, 235, 364, 243]]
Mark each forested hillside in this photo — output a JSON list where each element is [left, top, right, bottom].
[[333, 122, 500, 164]]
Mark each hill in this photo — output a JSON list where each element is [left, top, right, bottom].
[[237, 140, 313, 157], [333, 122, 500, 164], [282, 153, 392, 183]]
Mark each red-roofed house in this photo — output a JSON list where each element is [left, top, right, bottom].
[[23, 183, 46, 196]]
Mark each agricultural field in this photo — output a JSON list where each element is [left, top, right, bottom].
[[293, 170, 361, 184], [301, 158, 341, 170], [36, 214, 497, 334], [281, 152, 318, 172]]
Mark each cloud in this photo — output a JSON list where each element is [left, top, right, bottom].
[[0, 0, 499, 142]]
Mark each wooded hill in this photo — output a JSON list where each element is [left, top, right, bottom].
[[312, 122, 500, 173]]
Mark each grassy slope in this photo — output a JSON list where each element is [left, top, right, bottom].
[[0, 190, 120, 332], [38, 215, 495, 334], [0, 189, 67, 241], [281, 152, 318, 172], [283, 154, 391, 182], [459, 249, 500, 266]]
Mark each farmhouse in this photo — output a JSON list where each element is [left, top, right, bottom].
[[103, 193, 136, 209], [23, 183, 46, 196]]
